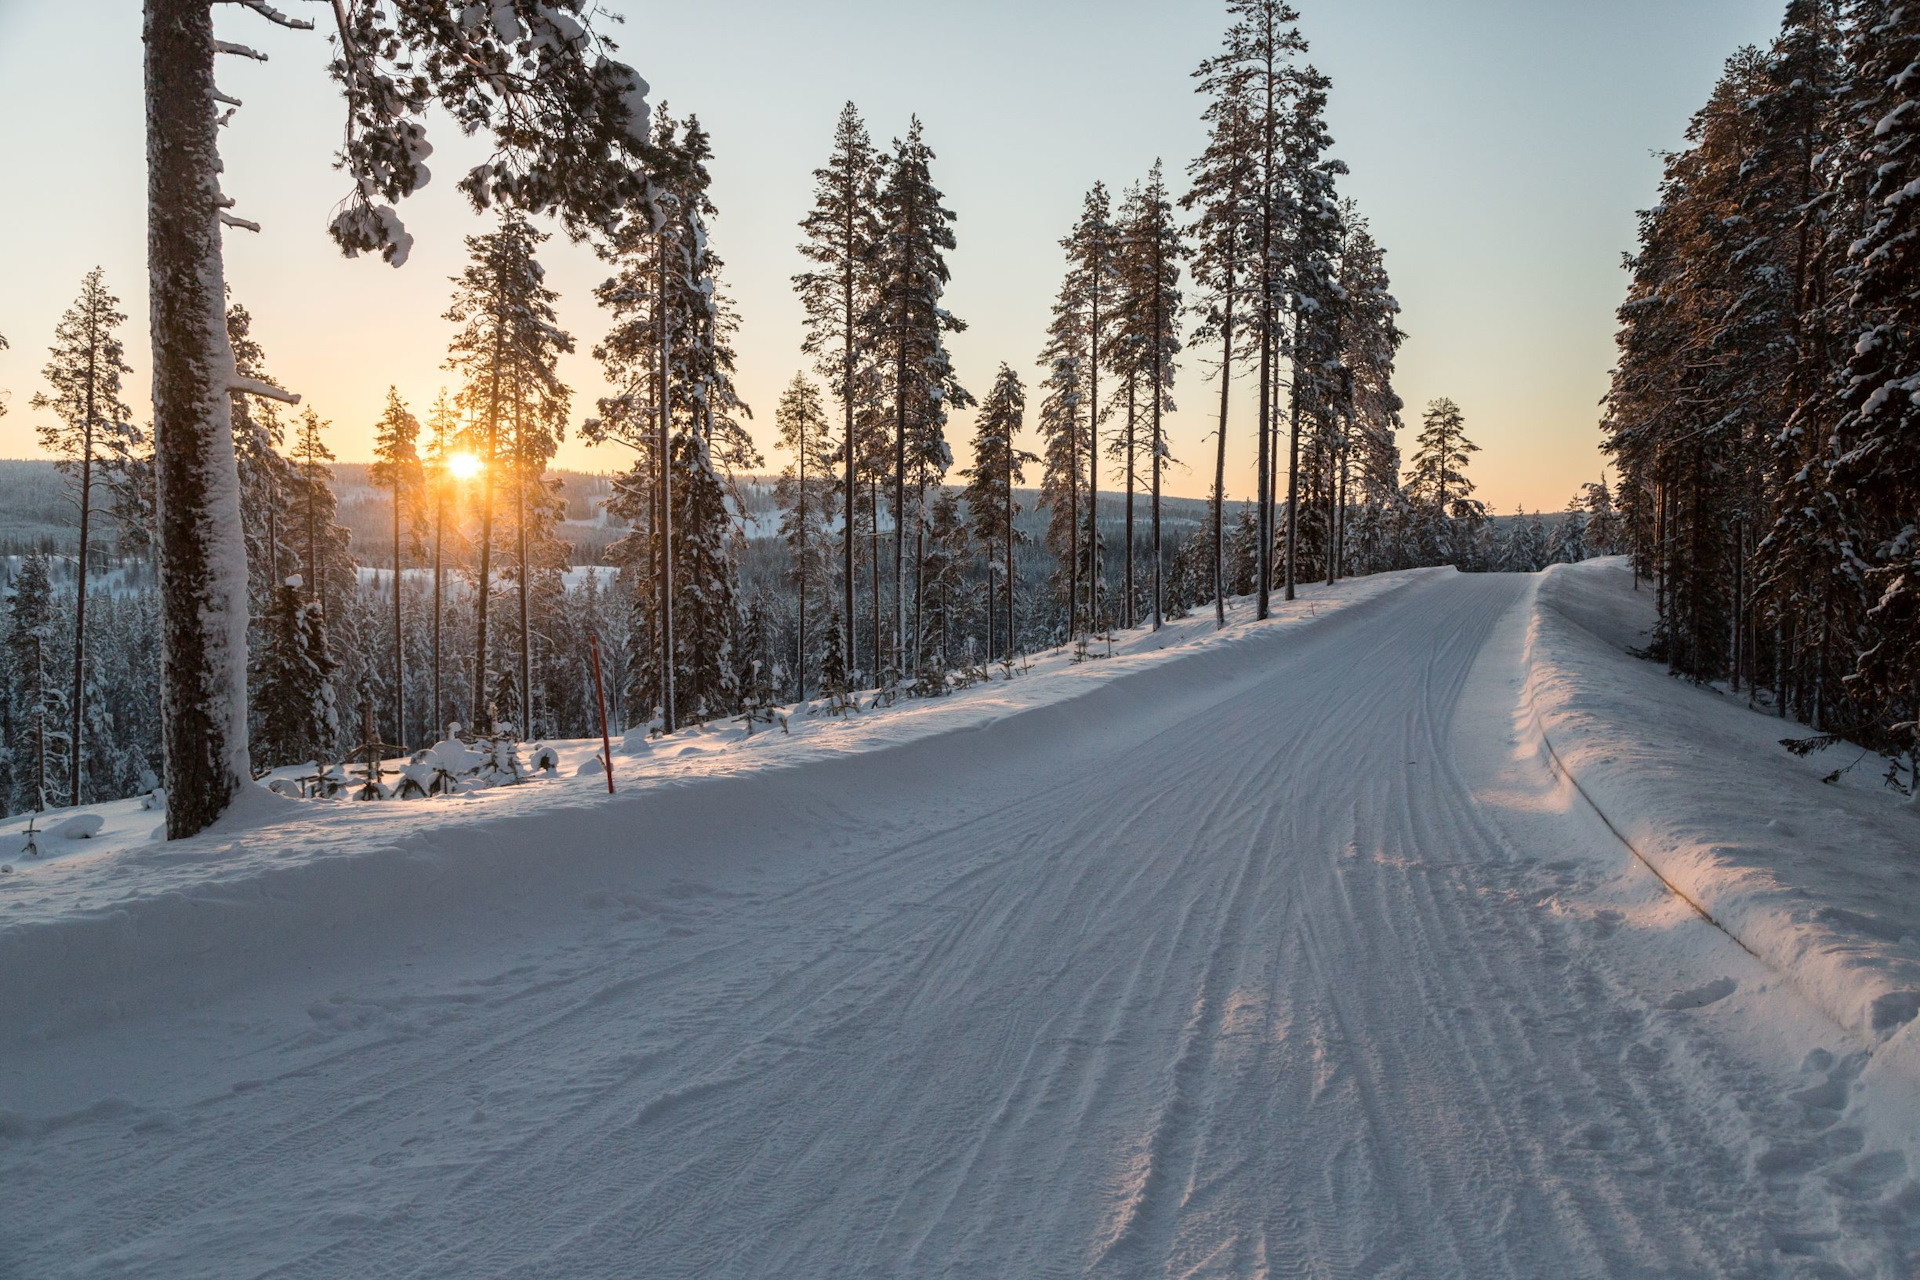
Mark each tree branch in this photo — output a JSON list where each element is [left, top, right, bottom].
[[230, 376, 299, 404], [216, 0, 315, 30], [221, 212, 263, 233], [215, 40, 269, 61]]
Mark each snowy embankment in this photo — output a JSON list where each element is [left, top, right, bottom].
[[0, 569, 1433, 1042], [1524, 556, 1920, 1070]]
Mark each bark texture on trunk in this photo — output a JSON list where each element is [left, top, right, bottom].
[[147, 0, 254, 837]]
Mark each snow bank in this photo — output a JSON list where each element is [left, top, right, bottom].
[[1523, 557, 1920, 1069], [0, 569, 1436, 1042]]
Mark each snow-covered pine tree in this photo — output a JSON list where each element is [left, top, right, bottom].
[[1185, 79, 1260, 628], [421, 389, 464, 735], [1279, 64, 1347, 600], [1581, 480, 1623, 557], [1830, 0, 1920, 763], [252, 575, 339, 772], [2, 554, 67, 815], [775, 374, 835, 699], [964, 366, 1034, 662], [1337, 211, 1406, 577], [142, 0, 655, 837], [1035, 337, 1087, 635], [370, 387, 422, 748], [446, 213, 571, 733], [1549, 496, 1588, 566], [871, 117, 970, 673], [796, 103, 885, 674], [31, 267, 137, 806], [666, 429, 739, 723], [1052, 185, 1120, 634], [1194, 0, 1307, 620], [225, 301, 293, 603], [1118, 163, 1184, 630], [921, 489, 971, 669], [1406, 398, 1482, 561]]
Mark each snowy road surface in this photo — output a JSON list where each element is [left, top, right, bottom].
[[5, 571, 1916, 1276]]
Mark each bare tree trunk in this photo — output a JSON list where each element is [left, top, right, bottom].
[[1087, 254, 1101, 634], [1151, 265, 1165, 632], [147, 0, 254, 836]]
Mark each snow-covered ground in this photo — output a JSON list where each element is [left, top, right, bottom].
[[3, 563, 1918, 1276]]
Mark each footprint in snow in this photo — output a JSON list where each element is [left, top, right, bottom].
[[1661, 977, 1736, 1010]]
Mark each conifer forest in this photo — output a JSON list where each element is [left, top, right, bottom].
[[6, 3, 1920, 1276]]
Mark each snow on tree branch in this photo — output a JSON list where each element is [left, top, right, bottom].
[[322, 0, 658, 270], [216, 0, 317, 30], [229, 375, 301, 405], [221, 212, 264, 233], [215, 40, 271, 61]]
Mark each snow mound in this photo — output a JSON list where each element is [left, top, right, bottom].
[[1524, 557, 1920, 1066]]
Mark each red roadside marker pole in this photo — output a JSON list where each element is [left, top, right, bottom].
[[589, 633, 616, 794]]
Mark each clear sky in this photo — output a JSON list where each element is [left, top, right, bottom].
[[0, 0, 1784, 512]]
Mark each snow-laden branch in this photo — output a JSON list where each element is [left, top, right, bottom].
[[230, 376, 299, 404], [216, 0, 314, 30], [220, 212, 263, 233], [213, 89, 242, 107], [215, 40, 269, 61]]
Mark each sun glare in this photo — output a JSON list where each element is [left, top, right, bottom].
[[446, 452, 483, 481]]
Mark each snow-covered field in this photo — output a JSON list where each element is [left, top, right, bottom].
[[3, 561, 1918, 1276]]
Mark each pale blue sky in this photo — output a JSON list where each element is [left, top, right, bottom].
[[0, 0, 1782, 511]]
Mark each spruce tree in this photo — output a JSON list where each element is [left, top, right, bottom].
[[253, 576, 339, 771], [796, 103, 885, 673], [776, 375, 835, 699], [1279, 64, 1347, 600], [872, 117, 970, 673], [3, 554, 65, 815], [31, 267, 136, 806], [964, 366, 1034, 662], [446, 213, 571, 733], [370, 387, 422, 748], [1114, 164, 1185, 630]]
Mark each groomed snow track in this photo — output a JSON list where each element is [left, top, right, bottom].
[[3, 570, 1915, 1277]]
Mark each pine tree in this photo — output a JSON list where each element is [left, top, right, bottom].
[[1406, 398, 1482, 558], [446, 213, 571, 733], [30, 267, 136, 806], [871, 117, 971, 673], [1280, 63, 1347, 600], [1831, 0, 1920, 761], [1195, 0, 1308, 620], [253, 576, 339, 771], [1114, 164, 1185, 629], [796, 103, 885, 674], [776, 375, 835, 699], [1185, 78, 1260, 628], [421, 389, 464, 736], [3, 554, 66, 815], [370, 387, 422, 748], [964, 366, 1034, 662]]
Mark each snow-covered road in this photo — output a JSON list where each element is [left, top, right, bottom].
[[4, 572, 1913, 1276]]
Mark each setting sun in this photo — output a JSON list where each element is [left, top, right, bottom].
[[446, 452, 482, 481]]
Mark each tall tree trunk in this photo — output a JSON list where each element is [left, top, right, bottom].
[[392, 474, 405, 747], [798, 422, 809, 701], [1088, 252, 1101, 634], [1213, 266, 1234, 629], [515, 399, 531, 734], [69, 360, 96, 806], [1005, 461, 1016, 661], [1284, 370, 1302, 602], [1151, 261, 1165, 632], [657, 240, 676, 734], [147, 0, 253, 835], [1124, 378, 1136, 629], [432, 488, 443, 737], [842, 192, 858, 693]]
